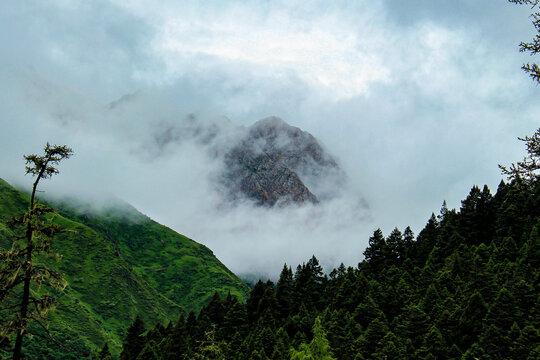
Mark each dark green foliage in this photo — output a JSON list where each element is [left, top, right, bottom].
[[161, 315, 189, 360], [0, 143, 73, 360], [6, 130, 540, 359], [458, 292, 488, 349], [98, 343, 112, 360], [120, 315, 146, 360], [276, 265, 294, 319], [136, 340, 159, 360], [293, 256, 324, 312], [0, 178, 249, 358], [372, 331, 406, 360], [511, 325, 540, 359], [363, 229, 386, 271], [290, 317, 336, 360], [116, 176, 540, 360]]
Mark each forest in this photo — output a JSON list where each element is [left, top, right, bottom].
[[2, 1, 540, 359], [113, 164, 540, 359]]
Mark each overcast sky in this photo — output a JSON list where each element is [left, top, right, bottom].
[[1, 1, 539, 277]]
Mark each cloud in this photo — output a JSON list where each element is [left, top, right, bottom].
[[1, 0, 540, 277], [148, 3, 389, 99]]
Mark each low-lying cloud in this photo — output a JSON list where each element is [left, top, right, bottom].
[[2, 1, 540, 277]]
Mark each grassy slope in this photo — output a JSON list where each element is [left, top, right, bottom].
[[49, 197, 249, 312], [0, 178, 249, 358]]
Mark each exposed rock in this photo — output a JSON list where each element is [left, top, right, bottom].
[[225, 146, 319, 206], [149, 113, 344, 207], [223, 116, 344, 206]]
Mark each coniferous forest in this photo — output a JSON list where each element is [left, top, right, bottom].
[[3, 2, 540, 360], [115, 175, 540, 359]]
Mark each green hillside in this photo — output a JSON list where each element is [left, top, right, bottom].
[[0, 178, 249, 358]]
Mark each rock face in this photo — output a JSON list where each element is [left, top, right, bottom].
[[223, 117, 343, 206], [149, 114, 344, 207]]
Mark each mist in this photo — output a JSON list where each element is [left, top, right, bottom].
[[2, 1, 540, 278]]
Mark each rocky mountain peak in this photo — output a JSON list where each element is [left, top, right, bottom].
[[223, 116, 344, 206]]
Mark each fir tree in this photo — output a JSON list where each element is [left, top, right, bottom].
[[136, 340, 159, 360], [120, 314, 146, 360], [385, 227, 404, 265], [510, 325, 540, 359], [458, 291, 488, 349], [276, 264, 294, 319], [290, 317, 335, 360], [373, 332, 406, 360], [363, 229, 386, 272], [162, 315, 189, 360]]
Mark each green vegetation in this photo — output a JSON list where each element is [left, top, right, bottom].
[[0, 178, 249, 359], [119, 177, 540, 359], [48, 196, 249, 312], [1, 143, 73, 360]]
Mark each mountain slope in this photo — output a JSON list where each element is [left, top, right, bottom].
[[48, 196, 249, 311], [0, 178, 249, 358]]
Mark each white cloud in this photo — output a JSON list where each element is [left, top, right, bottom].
[[1, 0, 540, 278], [123, 1, 391, 99]]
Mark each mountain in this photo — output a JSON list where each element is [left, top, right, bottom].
[[222, 117, 345, 206], [149, 115, 345, 207], [0, 178, 249, 358]]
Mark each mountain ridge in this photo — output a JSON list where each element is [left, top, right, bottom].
[[0, 178, 249, 358]]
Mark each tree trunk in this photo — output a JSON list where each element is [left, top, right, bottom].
[[12, 174, 41, 360]]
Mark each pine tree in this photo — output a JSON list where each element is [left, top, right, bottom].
[[294, 256, 324, 311], [98, 342, 113, 360], [162, 315, 189, 360], [290, 317, 336, 360], [520, 223, 540, 269], [510, 325, 540, 359], [458, 291, 488, 349], [193, 325, 226, 360], [421, 284, 441, 317], [394, 305, 428, 350], [422, 325, 445, 360], [247, 281, 269, 325], [136, 340, 159, 360], [500, 126, 540, 182], [276, 265, 294, 320], [485, 288, 522, 331], [0, 143, 73, 360], [357, 317, 389, 357], [461, 342, 490, 360], [120, 314, 147, 360], [403, 226, 415, 257], [352, 295, 385, 330], [414, 214, 439, 266], [363, 229, 386, 272], [223, 301, 248, 339], [271, 328, 291, 360], [385, 227, 404, 265], [373, 331, 406, 360]]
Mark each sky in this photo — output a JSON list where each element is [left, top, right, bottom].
[[1, 0, 539, 278]]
